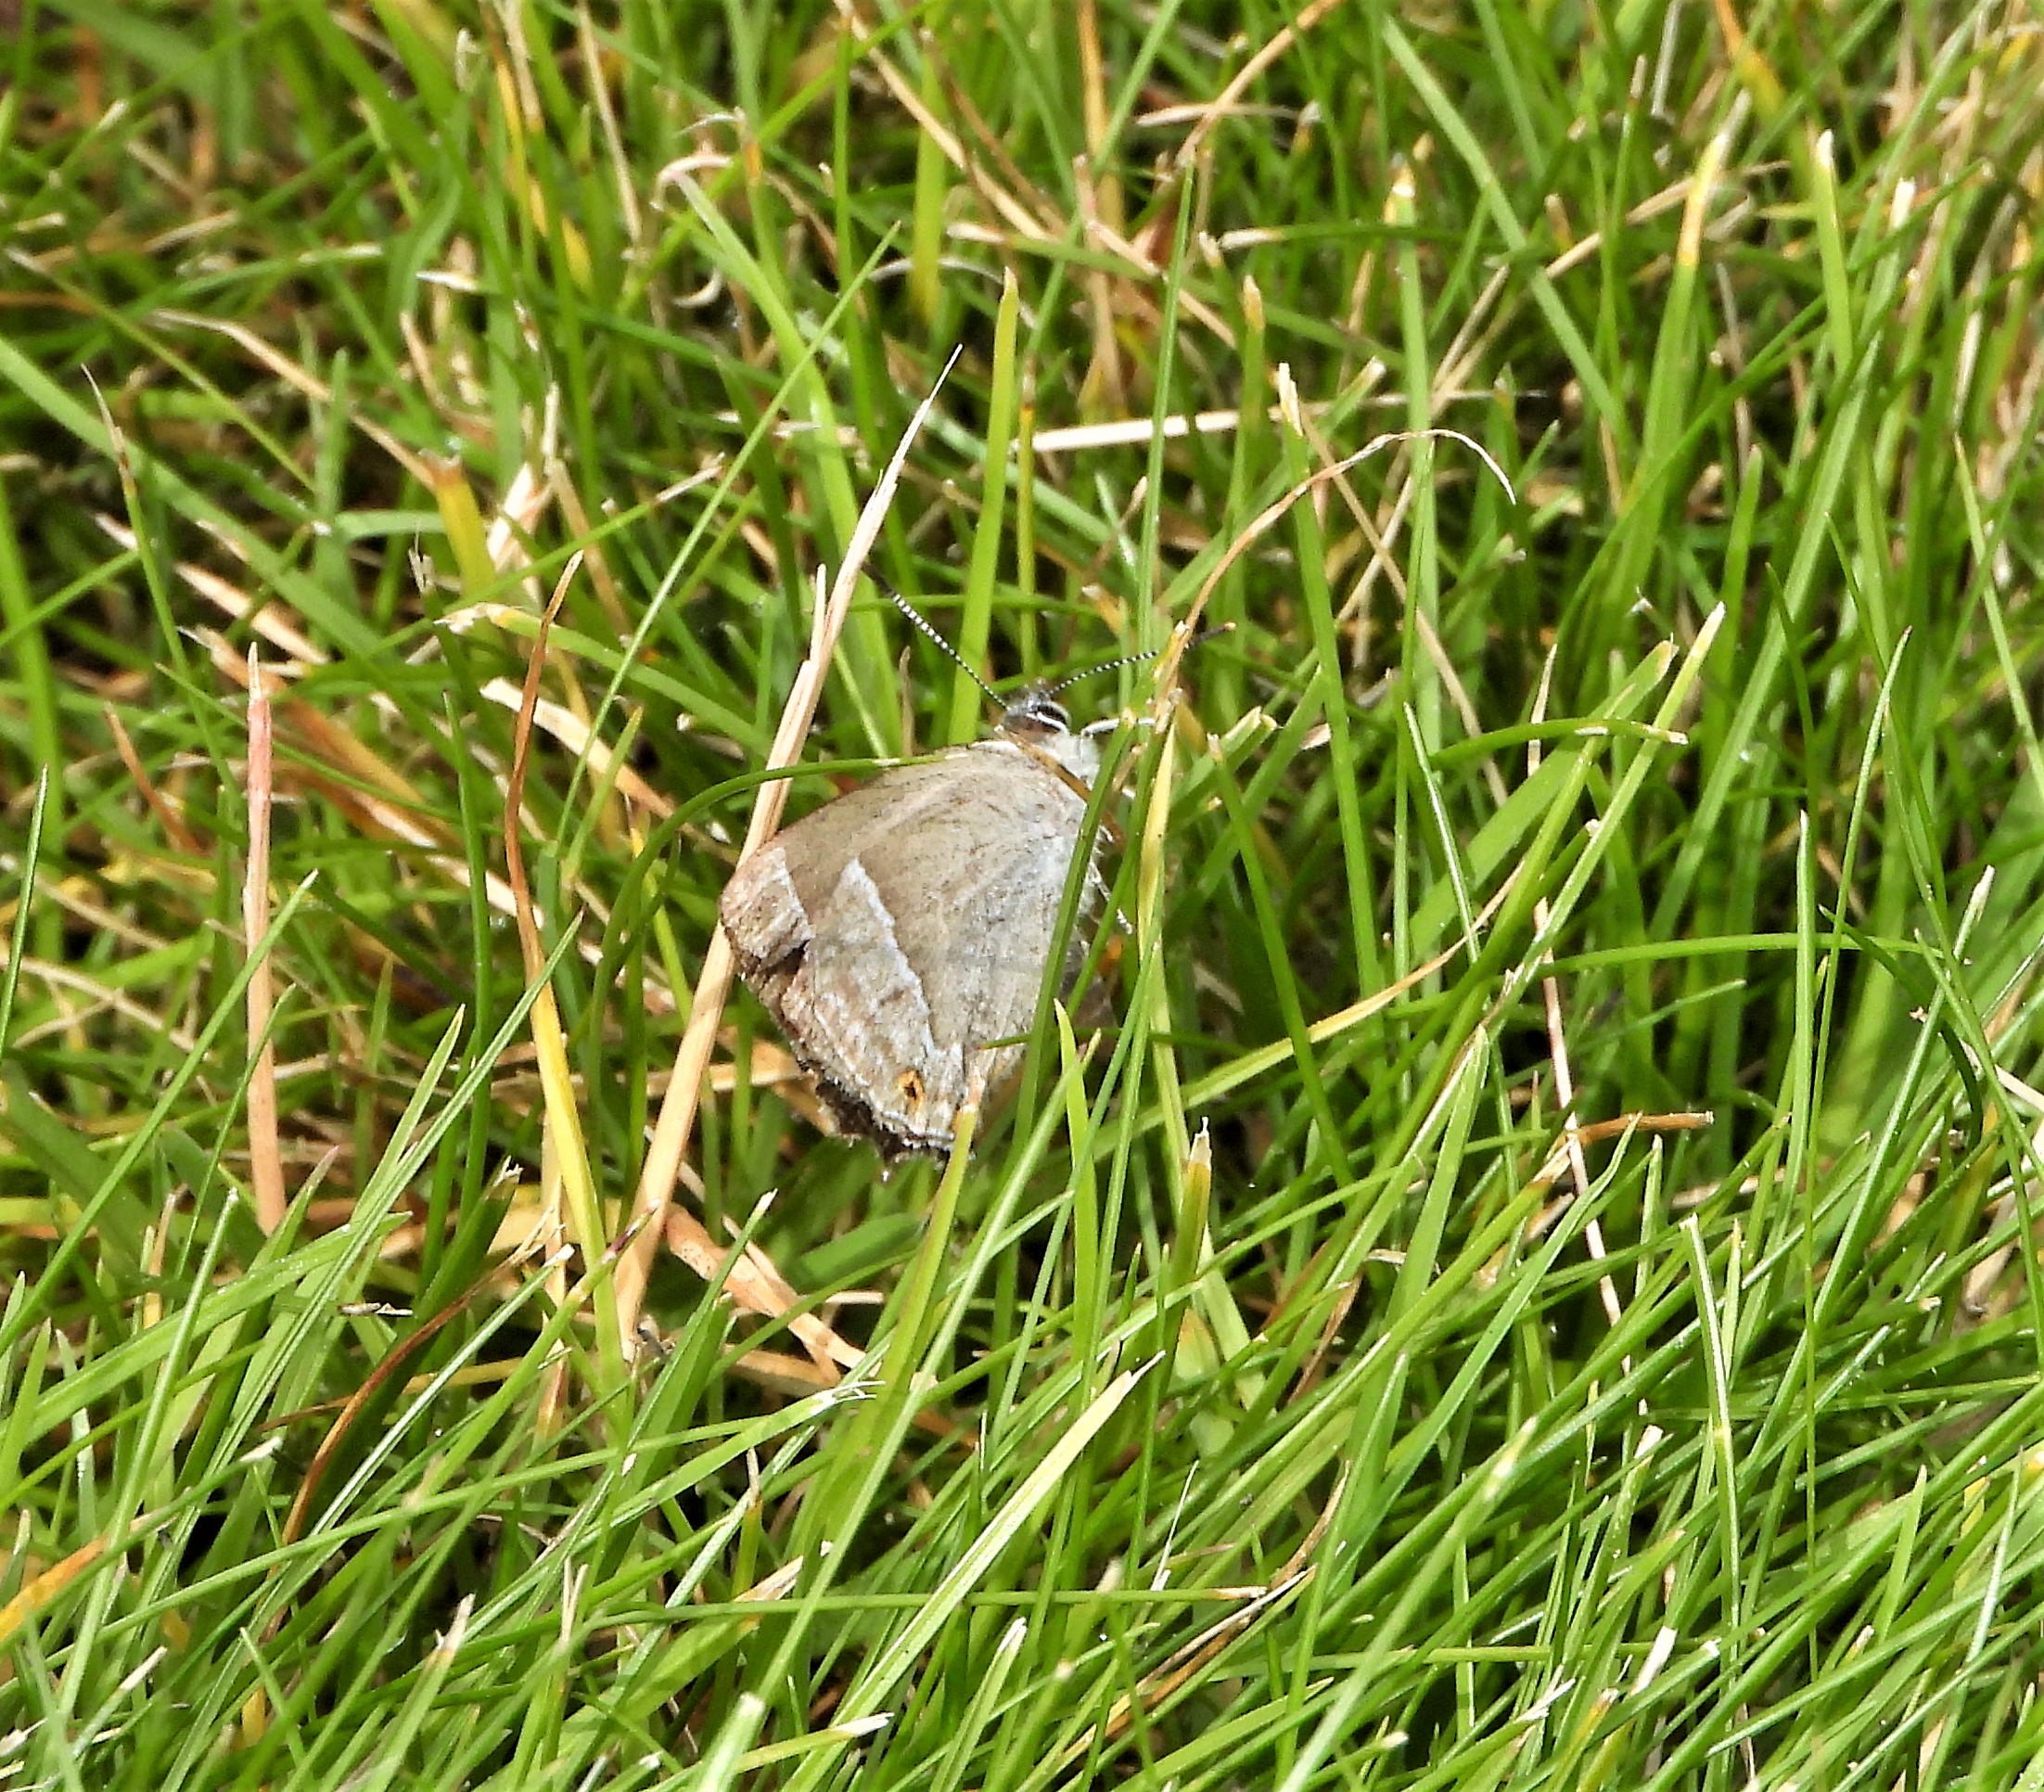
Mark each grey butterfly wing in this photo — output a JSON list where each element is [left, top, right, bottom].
[[719, 756, 971, 992], [718, 743, 1095, 1154], [871, 747, 1093, 1047]]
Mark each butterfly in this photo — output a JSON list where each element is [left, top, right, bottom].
[[719, 691, 1110, 1161]]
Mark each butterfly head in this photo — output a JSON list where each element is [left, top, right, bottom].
[[998, 688, 1107, 786]]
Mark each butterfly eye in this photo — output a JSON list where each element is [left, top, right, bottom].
[[1000, 691, 1072, 736]]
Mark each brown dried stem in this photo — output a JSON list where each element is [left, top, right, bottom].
[[610, 352, 963, 1355], [244, 647, 286, 1234]]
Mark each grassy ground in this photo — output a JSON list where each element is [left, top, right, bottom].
[[5, 0, 2044, 1786]]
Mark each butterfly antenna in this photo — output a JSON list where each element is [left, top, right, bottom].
[[1041, 621, 1234, 698], [884, 587, 1001, 706]]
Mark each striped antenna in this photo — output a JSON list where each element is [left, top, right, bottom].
[[1041, 621, 1234, 698], [884, 587, 1000, 706]]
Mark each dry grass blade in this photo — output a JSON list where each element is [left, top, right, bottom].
[[1170, 0, 1351, 171], [661, 1210, 865, 1375], [501, 556, 612, 1420], [243, 647, 285, 1235], [1164, 427, 1514, 697], [611, 349, 964, 1355]]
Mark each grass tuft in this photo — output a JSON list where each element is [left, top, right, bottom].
[[6, 1, 2044, 1786]]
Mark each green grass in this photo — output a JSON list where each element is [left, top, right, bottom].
[[5, 0, 2044, 1786]]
